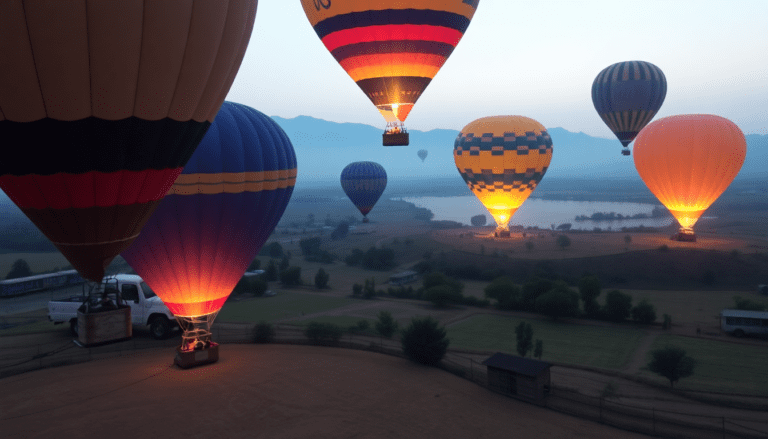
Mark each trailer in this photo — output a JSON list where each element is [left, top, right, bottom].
[[720, 309, 768, 337]]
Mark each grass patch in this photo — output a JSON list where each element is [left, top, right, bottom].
[[0, 319, 61, 337], [217, 291, 357, 324], [620, 289, 757, 327], [447, 314, 644, 370], [285, 315, 376, 329], [640, 334, 768, 395]]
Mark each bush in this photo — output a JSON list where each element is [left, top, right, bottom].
[[648, 345, 695, 388], [605, 290, 633, 322], [6, 259, 32, 280], [556, 235, 571, 249], [232, 276, 268, 296], [422, 272, 463, 296], [470, 214, 487, 226], [525, 241, 534, 252], [345, 248, 364, 266], [279, 256, 290, 272], [375, 311, 398, 338], [632, 299, 657, 324], [662, 314, 672, 330], [352, 283, 363, 297], [304, 322, 344, 345], [521, 277, 556, 311], [733, 296, 766, 311], [280, 266, 302, 286], [314, 268, 329, 289], [247, 258, 261, 271], [459, 296, 490, 307], [264, 242, 284, 259], [515, 321, 533, 357], [535, 287, 580, 319], [534, 339, 543, 360], [331, 222, 349, 240], [299, 237, 322, 256], [424, 285, 460, 308], [578, 275, 602, 317], [484, 276, 522, 310], [253, 321, 275, 343], [348, 319, 370, 333], [265, 259, 278, 281], [361, 247, 396, 270], [401, 317, 449, 366], [658, 244, 669, 252]]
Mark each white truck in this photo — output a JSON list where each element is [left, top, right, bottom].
[[48, 274, 177, 340]]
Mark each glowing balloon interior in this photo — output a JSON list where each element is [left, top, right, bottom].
[[454, 116, 553, 233], [0, 0, 257, 282], [122, 102, 297, 352], [592, 60, 666, 155], [633, 114, 745, 236]]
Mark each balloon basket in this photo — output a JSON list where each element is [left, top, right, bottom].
[[621, 149, 631, 156], [494, 230, 511, 238], [75, 306, 132, 347], [174, 342, 219, 369], [383, 132, 409, 146], [671, 231, 696, 242]]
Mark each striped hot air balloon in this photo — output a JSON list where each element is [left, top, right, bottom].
[[300, 0, 480, 146], [0, 1, 256, 282], [122, 102, 297, 356], [341, 161, 387, 223], [592, 60, 667, 156], [454, 116, 553, 236]]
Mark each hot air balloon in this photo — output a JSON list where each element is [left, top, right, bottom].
[[592, 61, 667, 156], [341, 162, 387, 223], [0, 1, 257, 283], [454, 116, 553, 237], [299, 0, 480, 146], [122, 102, 297, 368], [418, 149, 429, 162], [633, 114, 745, 242]]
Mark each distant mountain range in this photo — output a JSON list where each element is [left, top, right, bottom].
[[271, 115, 768, 185]]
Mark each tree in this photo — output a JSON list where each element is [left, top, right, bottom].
[[299, 237, 322, 256], [345, 248, 364, 266], [352, 283, 363, 297], [424, 285, 459, 308], [631, 299, 657, 324], [470, 214, 487, 226], [422, 271, 463, 297], [534, 339, 543, 360], [605, 290, 633, 321], [253, 321, 276, 343], [280, 266, 302, 286], [5, 258, 32, 280], [624, 235, 632, 246], [265, 259, 278, 281], [535, 287, 580, 319], [279, 256, 290, 272], [314, 268, 329, 289], [331, 222, 349, 240], [401, 317, 449, 366], [525, 241, 534, 252], [733, 296, 766, 311], [247, 258, 261, 271], [306, 213, 315, 227], [304, 322, 343, 345], [266, 242, 283, 259], [556, 223, 572, 231], [375, 311, 398, 338], [578, 275, 602, 317], [556, 235, 571, 250], [522, 277, 555, 311], [515, 321, 533, 357], [648, 345, 695, 388], [484, 276, 521, 310]]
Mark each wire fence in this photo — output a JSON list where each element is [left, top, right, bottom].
[[2, 323, 767, 439]]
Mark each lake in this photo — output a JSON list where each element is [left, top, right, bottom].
[[394, 196, 677, 230]]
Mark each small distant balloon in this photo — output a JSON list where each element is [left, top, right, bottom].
[[592, 60, 667, 156], [454, 116, 553, 235], [341, 162, 387, 223], [418, 150, 428, 162], [634, 114, 745, 239]]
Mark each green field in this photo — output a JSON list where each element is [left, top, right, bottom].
[[641, 334, 768, 395], [217, 291, 358, 323], [447, 314, 645, 370], [286, 315, 376, 328]]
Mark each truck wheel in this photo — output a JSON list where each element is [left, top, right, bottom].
[[70, 319, 79, 337], [150, 316, 172, 340]]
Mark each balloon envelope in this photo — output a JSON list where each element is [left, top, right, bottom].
[[341, 162, 387, 221], [418, 149, 428, 162], [592, 60, 666, 150], [633, 114, 745, 232], [122, 102, 297, 318], [299, 0, 479, 124], [454, 116, 553, 232], [0, 0, 257, 281]]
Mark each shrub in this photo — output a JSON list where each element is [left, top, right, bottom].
[[733, 296, 766, 311], [264, 242, 283, 258], [515, 321, 533, 357], [265, 259, 278, 281], [345, 248, 364, 266], [348, 319, 370, 333], [662, 314, 672, 330], [279, 256, 290, 272], [5, 259, 32, 280], [375, 311, 398, 338], [424, 285, 459, 308], [459, 296, 490, 307], [605, 290, 633, 322], [648, 345, 695, 388], [232, 276, 268, 296], [521, 277, 556, 311], [631, 299, 657, 324], [535, 286, 580, 319], [247, 258, 261, 271], [253, 321, 275, 343], [401, 317, 449, 366], [556, 235, 571, 250], [534, 339, 543, 360], [484, 276, 522, 310], [361, 247, 396, 270], [331, 222, 349, 240], [470, 214, 487, 226], [578, 275, 602, 317], [304, 322, 343, 345], [299, 237, 322, 256], [314, 268, 329, 289], [352, 283, 363, 297], [658, 244, 669, 252], [525, 241, 534, 252], [280, 266, 302, 286]]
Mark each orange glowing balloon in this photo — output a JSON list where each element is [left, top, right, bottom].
[[633, 114, 746, 233]]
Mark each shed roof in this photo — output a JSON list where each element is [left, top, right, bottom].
[[482, 352, 552, 377]]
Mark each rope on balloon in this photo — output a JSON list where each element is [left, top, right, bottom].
[[176, 311, 220, 352]]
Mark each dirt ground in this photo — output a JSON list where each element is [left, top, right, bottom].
[[0, 344, 652, 439]]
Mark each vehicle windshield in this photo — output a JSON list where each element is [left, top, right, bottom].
[[140, 282, 156, 299]]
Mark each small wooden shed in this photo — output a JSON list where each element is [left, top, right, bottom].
[[482, 352, 552, 405]]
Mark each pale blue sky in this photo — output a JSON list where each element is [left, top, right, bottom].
[[228, 0, 768, 138]]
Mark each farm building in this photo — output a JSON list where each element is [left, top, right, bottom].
[[389, 271, 418, 286], [482, 352, 552, 405]]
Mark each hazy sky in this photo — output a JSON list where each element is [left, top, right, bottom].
[[227, 0, 768, 138]]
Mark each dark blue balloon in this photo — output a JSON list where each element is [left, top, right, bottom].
[[341, 161, 387, 222], [592, 61, 667, 149]]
